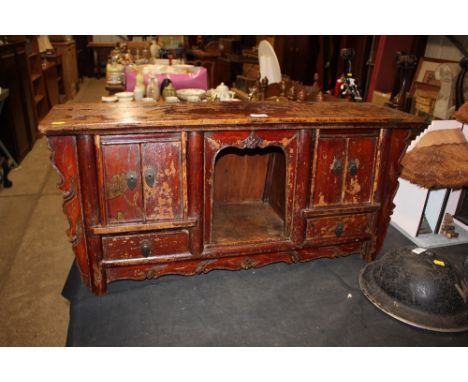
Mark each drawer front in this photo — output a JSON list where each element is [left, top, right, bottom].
[[102, 230, 189, 260], [306, 213, 372, 241]]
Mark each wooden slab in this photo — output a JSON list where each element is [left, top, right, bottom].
[[39, 101, 425, 134]]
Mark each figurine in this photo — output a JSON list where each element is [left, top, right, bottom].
[[162, 82, 177, 100], [287, 82, 297, 101]]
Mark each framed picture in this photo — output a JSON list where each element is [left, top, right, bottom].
[[412, 57, 458, 89], [409, 81, 440, 118]]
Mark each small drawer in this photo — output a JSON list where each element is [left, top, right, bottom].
[[102, 230, 189, 261], [306, 213, 372, 241]]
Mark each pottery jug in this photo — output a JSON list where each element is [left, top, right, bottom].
[[146, 75, 160, 101], [214, 82, 234, 101]]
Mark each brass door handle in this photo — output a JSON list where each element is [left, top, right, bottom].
[[127, 171, 138, 190], [335, 223, 344, 237], [349, 159, 358, 176], [141, 240, 150, 258], [144, 168, 156, 187], [331, 158, 343, 176]]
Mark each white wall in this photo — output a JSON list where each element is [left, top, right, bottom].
[[425, 36, 468, 62]]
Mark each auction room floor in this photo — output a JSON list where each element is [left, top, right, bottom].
[[0, 78, 106, 346]]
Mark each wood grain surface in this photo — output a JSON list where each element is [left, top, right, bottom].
[[39, 101, 425, 134]]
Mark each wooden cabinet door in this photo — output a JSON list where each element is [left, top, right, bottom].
[[142, 140, 184, 221], [101, 143, 144, 224], [312, 136, 347, 206], [343, 136, 377, 204], [99, 134, 186, 225], [311, 131, 378, 207]]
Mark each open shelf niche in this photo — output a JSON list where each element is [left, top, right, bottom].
[[212, 145, 286, 243]]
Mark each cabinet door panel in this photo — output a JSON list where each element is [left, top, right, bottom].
[[312, 137, 346, 206], [102, 144, 143, 223], [344, 136, 377, 204], [142, 141, 183, 221]]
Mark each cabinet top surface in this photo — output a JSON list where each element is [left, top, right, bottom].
[[39, 101, 426, 134]]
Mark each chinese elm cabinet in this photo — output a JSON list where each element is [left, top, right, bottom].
[[39, 102, 426, 295]]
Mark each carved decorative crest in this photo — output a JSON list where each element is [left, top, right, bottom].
[[239, 131, 266, 149]]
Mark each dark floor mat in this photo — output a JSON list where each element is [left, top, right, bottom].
[[64, 225, 468, 346]]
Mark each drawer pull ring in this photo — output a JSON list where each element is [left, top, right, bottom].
[[141, 240, 150, 257], [349, 159, 358, 176], [127, 171, 138, 190], [332, 158, 343, 175], [144, 168, 156, 187], [335, 223, 344, 237]]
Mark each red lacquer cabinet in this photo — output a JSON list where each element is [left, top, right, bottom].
[[41, 102, 425, 295]]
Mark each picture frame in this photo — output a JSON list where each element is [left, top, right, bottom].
[[408, 57, 459, 118], [409, 81, 440, 118], [411, 57, 458, 90]]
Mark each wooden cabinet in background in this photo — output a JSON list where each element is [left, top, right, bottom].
[[0, 40, 37, 163], [42, 61, 60, 108], [276, 36, 320, 85], [40, 102, 426, 295], [26, 36, 50, 121], [52, 41, 79, 101]]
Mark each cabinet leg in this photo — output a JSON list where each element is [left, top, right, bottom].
[[361, 241, 376, 263], [91, 267, 107, 295]]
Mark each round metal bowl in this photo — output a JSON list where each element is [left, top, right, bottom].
[[359, 247, 468, 332]]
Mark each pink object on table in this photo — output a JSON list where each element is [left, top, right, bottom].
[[125, 67, 208, 91]]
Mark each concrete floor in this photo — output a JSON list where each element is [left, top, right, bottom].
[[0, 78, 106, 346]]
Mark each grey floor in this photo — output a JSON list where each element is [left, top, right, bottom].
[[0, 78, 107, 346], [64, 226, 468, 346]]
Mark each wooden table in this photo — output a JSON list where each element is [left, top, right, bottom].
[[40, 101, 426, 295]]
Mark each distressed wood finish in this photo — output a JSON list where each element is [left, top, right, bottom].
[[105, 242, 365, 283], [40, 102, 427, 295], [47, 136, 89, 286], [204, 130, 298, 244], [76, 135, 106, 294], [40, 102, 424, 133], [102, 230, 190, 261]]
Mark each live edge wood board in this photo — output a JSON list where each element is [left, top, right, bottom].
[[40, 102, 426, 295]]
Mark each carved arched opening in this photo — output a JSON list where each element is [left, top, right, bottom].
[[212, 145, 286, 243]]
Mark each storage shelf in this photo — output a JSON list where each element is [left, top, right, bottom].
[[34, 94, 45, 104], [212, 201, 284, 243], [31, 73, 41, 82]]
